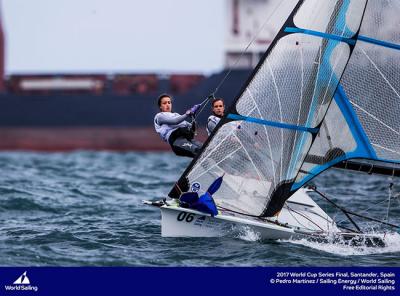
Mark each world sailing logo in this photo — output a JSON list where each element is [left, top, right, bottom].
[[4, 271, 39, 292], [13, 271, 30, 284]]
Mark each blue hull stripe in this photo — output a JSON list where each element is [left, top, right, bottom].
[[284, 27, 356, 45], [227, 114, 319, 134]]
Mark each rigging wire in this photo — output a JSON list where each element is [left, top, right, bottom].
[[309, 186, 400, 230], [332, 173, 399, 226], [214, 1, 284, 96], [216, 204, 261, 218], [194, 1, 285, 119], [335, 197, 395, 226], [284, 204, 325, 232], [385, 180, 394, 222]]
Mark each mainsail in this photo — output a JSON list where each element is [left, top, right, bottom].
[[296, 0, 400, 188], [169, 0, 386, 217]]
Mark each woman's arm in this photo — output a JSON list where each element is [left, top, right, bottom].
[[156, 113, 189, 125]]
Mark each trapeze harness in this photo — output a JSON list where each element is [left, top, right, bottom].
[[206, 115, 222, 136], [154, 112, 202, 158]]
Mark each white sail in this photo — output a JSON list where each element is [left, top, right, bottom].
[[171, 0, 369, 217], [296, 0, 400, 187]]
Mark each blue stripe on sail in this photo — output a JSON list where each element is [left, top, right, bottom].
[[286, 1, 354, 181], [288, 0, 355, 186], [292, 154, 400, 191], [291, 153, 350, 191], [335, 84, 377, 159], [227, 114, 319, 134], [358, 35, 400, 51], [286, 1, 353, 180], [284, 27, 356, 45], [291, 85, 378, 190], [285, 28, 400, 52]]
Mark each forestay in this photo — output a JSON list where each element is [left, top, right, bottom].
[[170, 0, 369, 217]]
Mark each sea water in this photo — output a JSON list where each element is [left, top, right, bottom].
[[0, 151, 399, 266]]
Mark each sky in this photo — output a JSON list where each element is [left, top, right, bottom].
[[2, 0, 225, 75]]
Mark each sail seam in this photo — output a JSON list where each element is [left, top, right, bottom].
[[266, 59, 284, 179], [189, 103, 257, 177], [288, 45, 323, 179], [372, 143, 400, 156], [233, 134, 267, 186], [360, 48, 400, 101], [350, 101, 400, 137], [288, 46, 306, 181], [227, 114, 319, 134], [247, 89, 277, 184], [191, 147, 242, 182], [187, 127, 238, 178]]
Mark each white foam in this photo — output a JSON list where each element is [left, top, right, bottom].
[[234, 226, 262, 242], [284, 232, 400, 256]]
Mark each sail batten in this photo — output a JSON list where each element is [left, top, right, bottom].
[[358, 35, 400, 51], [284, 27, 357, 45], [227, 114, 319, 133]]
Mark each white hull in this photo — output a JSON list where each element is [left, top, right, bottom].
[[145, 189, 386, 246], [161, 205, 299, 240], [158, 189, 338, 241]]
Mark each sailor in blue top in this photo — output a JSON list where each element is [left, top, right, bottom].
[[154, 94, 202, 158], [206, 98, 225, 136]]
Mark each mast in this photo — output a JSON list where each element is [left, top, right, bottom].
[[169, 0, 305, 200]]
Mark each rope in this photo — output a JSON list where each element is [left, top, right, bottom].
[[285, 204, 325, 232], [217, 205, 260, 218], [385, 181, 394, 222], [193, 94, 216, 120], [213, 1, 284, 96], [310, 186, 400, 229], [192, 1, 285, 120]]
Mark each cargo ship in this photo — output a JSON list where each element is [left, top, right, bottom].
[[0, 0, 280, 151]]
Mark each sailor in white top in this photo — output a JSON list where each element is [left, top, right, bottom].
[[206, 98, 225, 136], [154, 94, 202, 158], [154, 112, 191, 143]]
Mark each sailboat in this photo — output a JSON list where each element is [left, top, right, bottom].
[[145, 0, 400, 247]]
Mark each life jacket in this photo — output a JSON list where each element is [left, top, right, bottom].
[[154, 112, 190, 142], [206, 115, 221, 136]]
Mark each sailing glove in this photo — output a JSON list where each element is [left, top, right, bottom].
[[187, 104, 201, 116]]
